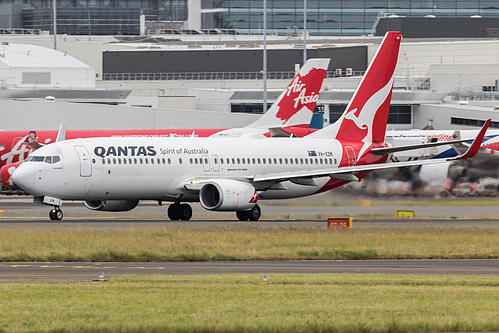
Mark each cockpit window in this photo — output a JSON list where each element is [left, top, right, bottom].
[[26, 156, 61, 164]]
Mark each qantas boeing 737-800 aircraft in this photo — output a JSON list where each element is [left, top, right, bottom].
[[11, 32, 490, 221], [1, 58, 329, 191]]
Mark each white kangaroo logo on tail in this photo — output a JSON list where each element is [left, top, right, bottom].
[[344, 74, 395, 161], [344, 108, 368, 130]]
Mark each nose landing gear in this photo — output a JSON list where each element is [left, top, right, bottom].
[[49, 207, 63, 220]]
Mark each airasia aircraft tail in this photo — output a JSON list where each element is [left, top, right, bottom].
[[247, 58, 330, 129]]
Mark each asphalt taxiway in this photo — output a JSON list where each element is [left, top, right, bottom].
[[1, 260, 498, 281], [2, 195, 499, 220], [0, 217, 499, 229]]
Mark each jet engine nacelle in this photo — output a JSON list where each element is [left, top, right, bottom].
[[199, 179, 257, 211], [84, 200, 139, 212]]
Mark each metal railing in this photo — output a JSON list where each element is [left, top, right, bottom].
[[0, 29, 42, 35], [148, 28, 280, 36], [102, 70, 364, 81]]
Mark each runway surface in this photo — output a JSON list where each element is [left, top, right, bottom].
[[1, 260, 498, 281], [2, 195, 499, 220], [1, 196, 499, 228], [1, 217, 499, 229]]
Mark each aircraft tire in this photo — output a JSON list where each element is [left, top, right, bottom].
[[49, 208, 63, 220], [247, 205, 261, 221], [167, 203, 181, 220], [179, 203, 192, 221], [236, 210, 249, 221]]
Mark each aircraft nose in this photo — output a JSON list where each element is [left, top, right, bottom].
[[11, 163, 36, 192]]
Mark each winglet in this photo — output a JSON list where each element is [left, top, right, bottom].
[[452, 119, 490, 160], [55, 123, 66, 142]]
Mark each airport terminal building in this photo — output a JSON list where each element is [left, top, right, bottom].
[[0, 1, 499, 131], [1, 0, 499, 36]]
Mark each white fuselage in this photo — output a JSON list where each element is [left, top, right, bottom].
[[13, 137, 349, 202]]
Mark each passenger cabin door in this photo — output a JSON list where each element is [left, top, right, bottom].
[[344, 146, 356, 166], [212, 154, 220, 172], [74, 145, 92, 177], [202, 154, 210, 172]]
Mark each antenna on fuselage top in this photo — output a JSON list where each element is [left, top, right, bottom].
[[55, 123, 66, 142]]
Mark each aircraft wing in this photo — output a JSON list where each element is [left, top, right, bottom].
[[185, 120, 489, 190], [372, 120, 490, 155], [370, 138, 475, 154], [253, 119, 490, 183]]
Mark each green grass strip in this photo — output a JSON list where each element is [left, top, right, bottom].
[[0, 227, 498, 262], [0, 274, 498, 332]]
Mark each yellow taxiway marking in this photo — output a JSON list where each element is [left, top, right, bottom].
[[40, 265, 64, 268], [7, 265, 118, 269]]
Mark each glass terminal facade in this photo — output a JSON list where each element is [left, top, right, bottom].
[[220, 0, 499, 36], [4, 0, 499, 36], [22, 8, 141, 35], [14, 0, 187, 34]]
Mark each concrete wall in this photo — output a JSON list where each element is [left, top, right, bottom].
[[377, 17, 499, 38], [397, 40, 499, 77], [414, 104, 499, 130], [0, 4, 23, 28], [187, 0, 201, 30], [0, 99, 259, 131], [431, 64, 499, 93]]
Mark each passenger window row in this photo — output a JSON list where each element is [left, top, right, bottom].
[[190, 157, 338, 165], [102, 157, 172, 165], [102, 157, 339, 166]]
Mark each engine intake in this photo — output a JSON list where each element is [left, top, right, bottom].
[[84, 200, 139, 212], [199, 179, 257, 211]]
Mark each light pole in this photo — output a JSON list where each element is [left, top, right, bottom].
[[263, 0, 267, 113], [53, 0, 57, 50], [303, 0, 307, 64]]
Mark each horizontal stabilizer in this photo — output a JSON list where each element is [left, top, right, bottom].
[[268, 127, 296, 138]]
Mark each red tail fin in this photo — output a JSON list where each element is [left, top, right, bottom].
[[307, 31, 401, 143], [337, 31, 401, 142]]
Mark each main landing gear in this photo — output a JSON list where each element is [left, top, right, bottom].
[[49, 207, 63, 220], [236, 204, 261, 221], [167, 202, 193, 221], [166, 203, 262, 221]]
